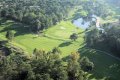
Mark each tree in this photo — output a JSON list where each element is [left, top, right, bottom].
[[70, 33, 78, 41], [79, 10, 88, 18], [52, 13, 58, 25], [1, 9, 8, 17], [67, 52, 86, 80], [52, 47, 61, 54], [31, 48, 67, 80], [51, 64, 68, 80], [36, 73, 53, 80], [16, 10, 23, 21], [80, 57, 94, 72], [6, 31, 14, 41], [8, 8, 16, 18], [33, 48, 46, 59], [85, 28, 100, 46], [32, 19, 41, 33], [0, 52, 33, 80]]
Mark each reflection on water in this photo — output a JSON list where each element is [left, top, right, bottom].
[[73, 18, 91, 29], [73, 15, 100, 29]]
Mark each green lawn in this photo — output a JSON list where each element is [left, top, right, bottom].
[[15, 21, 84, 57], [0, 19, 84, 57]]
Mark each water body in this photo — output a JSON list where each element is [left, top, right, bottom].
[[73, 15, 100, 29], [73, 18, 91, 29]]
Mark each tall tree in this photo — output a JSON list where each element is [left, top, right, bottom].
[[32, 19, 41, 33], [80, 57, 94, 72], [6, 31, 14, 41], [67, 52, 85, 80]]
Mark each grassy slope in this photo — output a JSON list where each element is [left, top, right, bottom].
[[0, 1, 120, 79], [79, 48, 120, 80], [15, 21, 84, 57], [0, 20, 84, 57]]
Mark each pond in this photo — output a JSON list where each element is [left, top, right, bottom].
[[73, 15, 100, 29]]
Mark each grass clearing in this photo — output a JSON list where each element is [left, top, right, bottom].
[[14, 21, 84, 57], [0, 19, 84, 57]]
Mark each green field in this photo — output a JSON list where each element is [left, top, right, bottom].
[[0, 19, 84, 57], [0, 19, 120, 80]]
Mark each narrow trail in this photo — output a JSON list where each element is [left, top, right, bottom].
[[86, 47, 120, 61]]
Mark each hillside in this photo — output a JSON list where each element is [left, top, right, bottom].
[[1, 18, 120, 80], [0, 0, 120, 80]]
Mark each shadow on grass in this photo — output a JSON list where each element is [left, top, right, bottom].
[[59, 41, 72, 47], [44, 35, 66, 41], [78, 46, 120, 80], [0, 22, 31, 37]]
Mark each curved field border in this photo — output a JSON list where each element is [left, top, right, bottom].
[[86, 47, 120, 61]]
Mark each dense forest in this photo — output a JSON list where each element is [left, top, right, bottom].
[[0, 46, 94, 80], [0, 0, 120, 80], [0, 0, 78, 33]]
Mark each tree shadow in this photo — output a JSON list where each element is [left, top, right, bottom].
[[0, 47, 11, 56], [0, 22, 31, 37], [59, 41, 72, 47], [62, 55, 70, 62], [0, 18, 7, 25], [0, 40, 8, 46], [44, 35, 66, 41], [0, 40, 11, 56], [78, 46, 120, 80]]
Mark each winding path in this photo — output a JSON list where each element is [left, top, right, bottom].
[[86, 47, 120, 61]]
